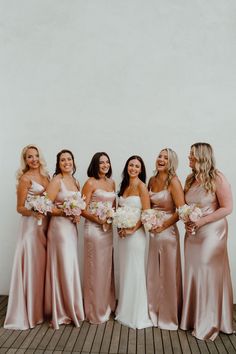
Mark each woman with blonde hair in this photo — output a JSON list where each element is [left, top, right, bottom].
[[180, 142, 233, 341], [147, 148, 184, 330], [4, 145, 50, 330]]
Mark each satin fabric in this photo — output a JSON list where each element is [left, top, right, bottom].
[[180, 184, 233, 341], [83, 189, 116, 324], [147, 190, 182, 330], [115, 196, 153, 329], [45, 180, 84, 329], [4, 181, 47, 330]]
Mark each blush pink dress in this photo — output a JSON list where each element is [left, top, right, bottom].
[[147, 190, 182, 330], [180, 184, 233, 341], [83, 189, 116, 324], [4, 181, 47, 330], [45, 180, 84, 329]]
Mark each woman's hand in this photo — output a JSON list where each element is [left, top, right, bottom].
[[185, 218, 204, 235], [71, 215, 80, 224], [118, 227, 135, 238]]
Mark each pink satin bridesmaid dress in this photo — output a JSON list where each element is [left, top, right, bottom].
[[45, 180, 84, 329], [4, 181, 47, 330], [83, 189, 116, 324], [147, 190, 182, 330], [180, 184, 233, 341]]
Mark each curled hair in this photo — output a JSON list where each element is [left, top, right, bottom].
[[16, 144, 48, 183], [54, 149, 76, 176], [185, 142, 217, 193], [155, 148, 178, 188], [87, 152, 112, 179], [118, 155, 146, 197]]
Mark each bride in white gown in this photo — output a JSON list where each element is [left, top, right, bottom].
[[115, 155, 153, 329]]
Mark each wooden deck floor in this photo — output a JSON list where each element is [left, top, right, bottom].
[[0, 296, 236, 353]]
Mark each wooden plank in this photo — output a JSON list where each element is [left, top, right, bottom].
[[36, 327, 55, 350], [186, 331, 200, 354], [206, 338, 222, 354], [169, 330, 182, 354], [161, 330, 173, 354], [0, 329, 14, 347], [1, 330, 22, 349], [178, 330, 191, 354], [46, 324, 65, 351], [27, 322, 49, 350], [118, 325, 128, 354], [109, 321, 121, 353], [91, 322, 106, 353], [220, 333, 236, 353], [18, 324, 42, 349], [82, 323, 97, 352], [0, 349, 8, 354], [54, 325, 73, 351], [100, 319, 114, 353], [153, 327, 164, 354], [11, 329, 31, 348], [136, 329, 145, 354], [127, 328, 136, 354], [63, 326, 81, 352], [229, 333, 236, 350], [145, 327, 154, 354], [196, 338, 209, 354], [0, 297, 8, 311], [73, 321, 90, 352]]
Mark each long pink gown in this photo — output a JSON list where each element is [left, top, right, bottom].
[[45, 180, 84, 329], [4, 181, 47, 330], [147, 190, 182, 330], [180, 184, 233, 341], [83, 189, 116, 324]]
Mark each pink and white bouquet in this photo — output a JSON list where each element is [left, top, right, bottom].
[[62, 192, 86, 217], [89, 201, 115, 231], [141, 209, 166, 232], [113, 205, 141, 229], [25, 193, 53, 225], [177, 203, 202, 234]]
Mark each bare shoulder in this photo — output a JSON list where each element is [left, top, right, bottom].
[[18, 174, 31, 189], [169, 175, 183, 189], [107, 177, 116, 189], [138, 180, 148, 193], [83, 177, 96, 190], [215, 171, 229, 186], [49, 175, 62, 187], [148, 176, 155, 189]]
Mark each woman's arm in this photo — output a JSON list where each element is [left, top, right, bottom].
[[81, 179, 105, 224], [46, 177, 64, 216], [17, 176, 36, 216]]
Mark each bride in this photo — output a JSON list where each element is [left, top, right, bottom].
[[115, 155, 152, 329]]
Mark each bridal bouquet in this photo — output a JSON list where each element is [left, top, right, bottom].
[[113, 205, 141, 229], [62, 192, 86, 217], [177, 203, 202, 234], [141, 209, 166, 232], [89, 201, 115, 225], [26, 193, 53, 225]]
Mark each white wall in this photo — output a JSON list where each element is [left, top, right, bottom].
[[1, 0, 236, 300]]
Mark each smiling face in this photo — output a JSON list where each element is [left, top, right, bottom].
[[127, 158, 142, 178], [156, 149, 168, 172], [25, 147, 40, 170], [99, 155, 110, 176], [188, 148, 196, 169], [59, 152, 74, 174]]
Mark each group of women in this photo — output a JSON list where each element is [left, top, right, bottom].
[[4, 142, 234, 341]]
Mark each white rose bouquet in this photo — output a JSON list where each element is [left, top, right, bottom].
[[141, 209, 166, 233], [89, 201, 115, 231], [62, 192, 86, 217], [25, 192, 53, 225], [177, 203, 202, 234], [113, 205, 141, 229]]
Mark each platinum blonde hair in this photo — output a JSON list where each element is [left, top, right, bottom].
[[185, 142, 217, 193], [156, 148, 178, 188], [16, 144, 48, 183]]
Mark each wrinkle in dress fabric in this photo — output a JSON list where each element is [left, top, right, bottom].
[[147, 190, 182, 330], [83, 189, 116, 324], [180, 184, 233, 341], [45, 180, 84, 329], [4, 181, 47, 330]]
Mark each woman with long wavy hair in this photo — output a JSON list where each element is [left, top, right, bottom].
[[147, 148, 184, 330], [4, 145, 49, 330], [180, 142, 233, 341]]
